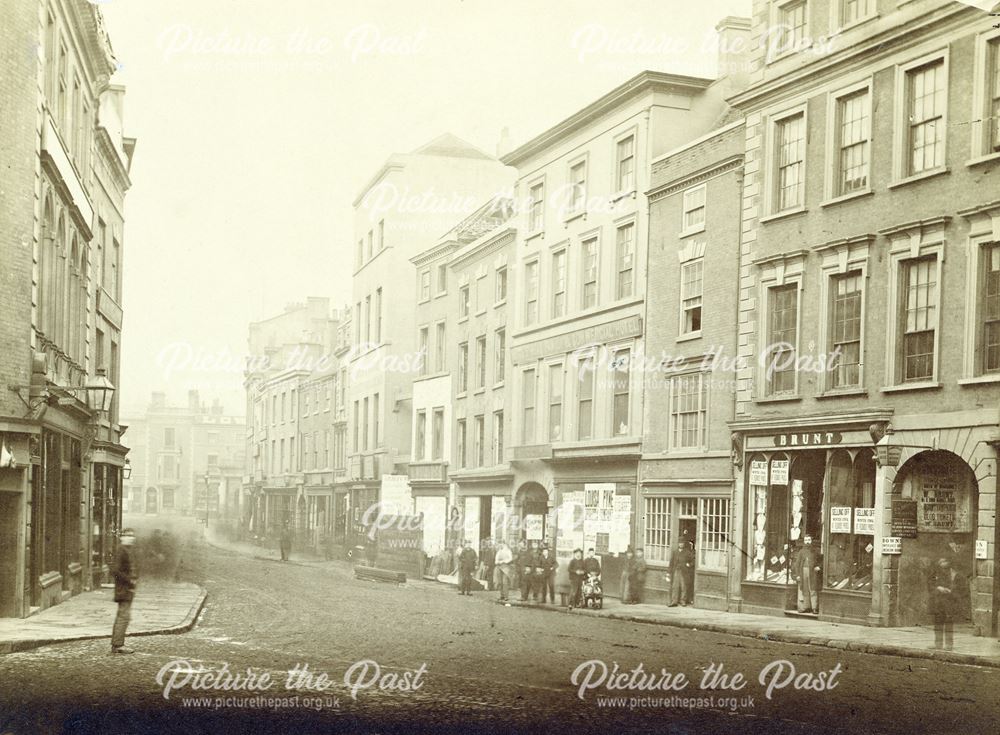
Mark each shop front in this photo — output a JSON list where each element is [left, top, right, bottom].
[[512, 452, 638, 600], [635, 481, 732, 610], [732, 410, 999, 634], [454, 476, 512, 552]]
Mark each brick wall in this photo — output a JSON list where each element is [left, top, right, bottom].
[[0, 2, 41, 418]]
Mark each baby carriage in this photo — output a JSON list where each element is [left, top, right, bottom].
[[582, 572, 603, 609]]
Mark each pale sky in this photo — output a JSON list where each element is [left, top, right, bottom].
[[100, 0, 750, 417]]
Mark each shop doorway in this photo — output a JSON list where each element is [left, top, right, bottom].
[[0, 488, 20, 617], [894, 451, 977, 627], [678, 514, 697, 605], [513, 482, 548, 543]]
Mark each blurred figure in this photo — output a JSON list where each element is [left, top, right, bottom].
[[279, 522, 292, 562], [928, 557, 967, 650], [111, 529, 138, 655], [568, 549, 586, 609], [668, 540, 693, 607], [633, 548, 648, 604]]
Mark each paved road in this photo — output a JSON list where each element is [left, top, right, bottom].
[[0, 523, 995, 734]]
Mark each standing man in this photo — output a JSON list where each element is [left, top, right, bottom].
[[793, 535, 821, 613], [568, 549, 586, 609], [279, 522, 292, 562], [494, 540, 514, 602], [481, 537, 496, 592], [518, 541, 536, 602], [620, 547, 636, 604], [111, 528, 138, 655], [668, 540, 693, 607], [538, 545, 557, 604], [458, 540, 478, 595], [583, 548, 601, 578]]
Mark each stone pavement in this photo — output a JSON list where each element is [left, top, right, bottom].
[[0, 581, 207, 654], [203, 529, 1000, 669], [498, 596, 1000, 668]]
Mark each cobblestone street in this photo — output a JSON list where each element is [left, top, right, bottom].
[[0, 525, 996, 734]]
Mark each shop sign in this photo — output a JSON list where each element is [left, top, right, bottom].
[[890, 500, 918, 538], [524, 514, 544, 540], [830, 506, 852, 534], [770, 459, 789, 486], [853, 508, 875, 536], [881, 537, 902, 555], [976, 539, 988, 560], [379, 474, 411, 515], [749, 460, 768, 486], [772, 431, 842, 448]]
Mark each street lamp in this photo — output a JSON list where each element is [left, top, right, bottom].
[[84, 369, 115, 414]]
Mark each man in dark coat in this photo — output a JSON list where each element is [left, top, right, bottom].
[[481, 537, 496, 592], [928, 557, 968, 650], [537, 546, 557, 603], [669, 540, 694, 607], [111, 528, 138, 654], [583, 548, 601, 577], [517, 541, 537, 601], [793, 535, 821, 613], [567, 549, 586, 609], [458, 540, 478, 595]]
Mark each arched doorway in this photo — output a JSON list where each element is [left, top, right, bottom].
[[513, 482, 548, 543], [145, 487, 158, 515], [893, 450, 978, 627]]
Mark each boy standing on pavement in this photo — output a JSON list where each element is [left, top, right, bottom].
[[111, 528, 138, 654]]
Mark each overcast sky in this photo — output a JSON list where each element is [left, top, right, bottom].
[[100, 0, 750, 417]]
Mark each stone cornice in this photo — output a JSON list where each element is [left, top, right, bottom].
[[449, 228, 516, 271], [811, 233, 876, 255], [647, 155, 744, 203]]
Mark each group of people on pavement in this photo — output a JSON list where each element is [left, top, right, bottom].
[[452, 538, 655, 608]]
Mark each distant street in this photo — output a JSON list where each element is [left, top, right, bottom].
[[0, 523, 996, 734]]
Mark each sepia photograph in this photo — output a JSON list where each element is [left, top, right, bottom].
[[2, 0, 1000, 732]]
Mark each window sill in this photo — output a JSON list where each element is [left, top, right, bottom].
[[473, 388, 486, 396], [966, 151, 1000, 168], [676, 331, 702, 344], [611, 190, 637, 204], [493, 381, 505, 390], [564, 210, 587, 226], [494, 299, 507, 309], [435, 291, 447, 299], [679, 225, 705, 239], [456, 391, 468, 399], [815, 388, 867, 400], [759, 206, 807, 225], [820, 188, 874, 208], [525, 230, 545, 243], [755, 394, 802, 404], [458, 316, 469, 324], [880, 381, 942, 394], [664, 449, 711, 458], [888, 167, 950, 190], [833, 13, 879, 35], [958, 374, 1000, 386], [475, 310, 487, 318]]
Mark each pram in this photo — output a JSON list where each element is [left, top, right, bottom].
[[582, 572, 603, 609]]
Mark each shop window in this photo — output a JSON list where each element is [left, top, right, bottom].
[[824, 451, 875, 592], [644, 496, 671, 564], [698, 497, 729, 571], [747, 453, 793, 583]]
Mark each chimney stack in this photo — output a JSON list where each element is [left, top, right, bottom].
[[496, 126, 512, 159], [714, 16, 751, 84]]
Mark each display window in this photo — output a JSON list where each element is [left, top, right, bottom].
[[823, 450, 875, 592]]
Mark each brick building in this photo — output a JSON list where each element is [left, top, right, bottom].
[[0, 0, 134, 617], [728, 0, 1000, 634], [641, 117, 746, 609]]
